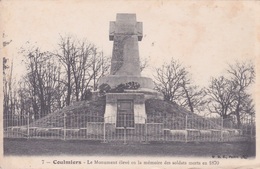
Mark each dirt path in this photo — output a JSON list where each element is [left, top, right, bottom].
[[4, 138, 255, 158]]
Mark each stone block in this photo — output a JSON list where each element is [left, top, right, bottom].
[[87, 122, 104, 135], [106, 93, 144, 104], [105, 123, 116, 134], [134, 123, 145, 135], [146, 123, 164, 136]]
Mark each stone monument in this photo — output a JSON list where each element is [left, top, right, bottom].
[[99, 13, 162, 125]]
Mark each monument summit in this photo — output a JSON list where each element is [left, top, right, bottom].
[[109, 13, 142, 76], [99, 13, 156, 90], [99, 13, 162, 124]]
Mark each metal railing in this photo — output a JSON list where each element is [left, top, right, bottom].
[[4, 112, 255, 143]]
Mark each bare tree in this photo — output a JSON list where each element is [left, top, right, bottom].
[[180, 83, 207, 113], [207, 76, 236, 119], [19, 44, 65, 119], [154, 59, 206, 113], [2, 33, 15, 122], [3, 58, 14, 118], [88, 47, 110, 92], [54, 36, 110, 103], [140, 57, 149, 72], [70, 40, 93, 101], [154, 59, 188, 102], [227, 61, 255, 127], [206, 61, 255, 126], [6, 35, 110, 120], [55, 36, 76, 106], [239, 94, 255, 121], [21, 47, 48, 119]]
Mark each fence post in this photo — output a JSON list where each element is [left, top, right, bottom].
[[27, 113, 30, 139], [221, 117, 223, 142], [102, 118, 107, 143], [63, 113, 66, 141], [185, 115, 188, 143], [162, 116, 165, 143], [145, 118, 148, 144], [250, 116, 253, 141], [124, 114, 127, 144]]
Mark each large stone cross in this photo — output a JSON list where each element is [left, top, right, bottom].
[[109, 13, 143, 76], [99, 13, 162, 124], [109, 14, 143, 41]]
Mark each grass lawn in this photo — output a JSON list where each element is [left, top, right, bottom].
[[3, 138, 255, 157]]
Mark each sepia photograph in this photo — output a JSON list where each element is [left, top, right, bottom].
[[1, 0, 259, 169]]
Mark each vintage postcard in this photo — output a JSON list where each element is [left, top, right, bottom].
[[0, 0, 259, 169]]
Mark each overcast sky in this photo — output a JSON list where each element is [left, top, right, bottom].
[[2, 0, 258, 87]]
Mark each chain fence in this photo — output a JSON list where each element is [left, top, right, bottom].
[[4, 112, 255, 143]]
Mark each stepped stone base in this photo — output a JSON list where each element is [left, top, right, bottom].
[[99, 75, 163, 100], [99, 75, 155, 89], [124, 88, 163, 100]]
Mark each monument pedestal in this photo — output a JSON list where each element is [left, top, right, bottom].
[[99, 13, 163, 128], [104, 93, 146, 124]]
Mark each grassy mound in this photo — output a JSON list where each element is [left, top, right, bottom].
[[145, 99, 190, 118], [30, 97, 106, 128], [30, 98, 220, 130], [145, 99, 221, 129]]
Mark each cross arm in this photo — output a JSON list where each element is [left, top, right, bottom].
[[136, 22, 143, 41], [109, 21, 116, 41]]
